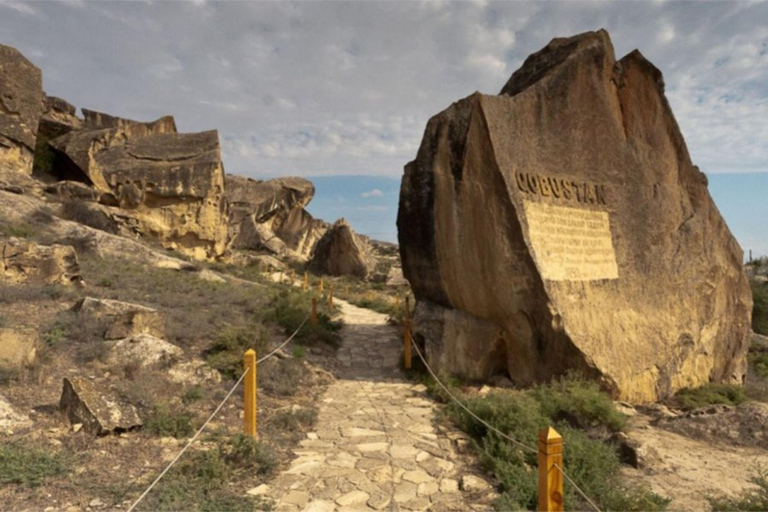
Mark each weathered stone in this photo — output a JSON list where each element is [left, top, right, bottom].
[[335, 490, 369, 507], [0, 44, 43, 175], [0, 327, 36, 368], [226, 174, 327, 259], [44, 181, 100, 202], [1, 238, 83, 285], [107, 334, 183, 367], [0, 394, 31, 434], [73, 297, 165, 340], [59, 377, 142, 435], [657, 402, 768, 449], [309, 219, 376, 278], [50, 113, 226, 260], [459, 475, 491, 493], [35, 95, 82, 173], [397, 29, 751, 403]]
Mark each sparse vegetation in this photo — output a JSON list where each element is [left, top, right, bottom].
[[674, 383, 748, 411], [0, 442, 71, 487], [0, 220, 36, 238], [269, 287, 342, 346], [752, 279, 768, 336], [709, 466, 768, 511], [145, 405, 195, 438], [205, 324, 267, 379], [749, 342, 768, 379], [422, 372, 667, 511]]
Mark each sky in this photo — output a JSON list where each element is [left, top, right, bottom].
[[0, 0, 766, 252]]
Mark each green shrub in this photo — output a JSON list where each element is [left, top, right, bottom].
[[709, 467, 768, 511], [292, 344, 306, 359], [675, 383, 747, 411], [182, 386, 204, 404], [205, 324, 267, 379], [223, 434, 278, 475], [269, 288, 341, 347], [269, 407, 317, 432], [0, 443, 70, 486], [259, 358, 305, 397], [145, 406, 195, 438], [749, 343, 768, 379], [753, 280, 768, 336]]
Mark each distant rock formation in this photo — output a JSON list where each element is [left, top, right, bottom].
[[397, 30, 752, 403], [49, 111, 227, 259], [309, 218, 375, 278], [226, 174, 328, 260], [0, 44, 43, 176]]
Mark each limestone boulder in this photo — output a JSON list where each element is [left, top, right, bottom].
[[72, 297, 165, 340], [1, 237, 83, 286], [107, 334, 182, 367], [49, 112, 226, 260], [0, 44, 43, 175], [59, 376, 142, 435], [0, 327, 37, 368], [309, 218, 376, 278], [0, 395, 31, 435], [226, 174, 328, 259], [397, 30, 752, 403]]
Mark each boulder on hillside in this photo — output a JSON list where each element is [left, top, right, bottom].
[[0, 44, 43, 176], [0, 395, 31, 435], [226, 174, 328, 259], [50, 115, 227, 260], [309, 218, 375, 278], [1, 237, 83, 286], [60, 376, 142, 435], [72, 297, 165, 340], [107, 333, 182, 367], [397, 30, 752, 403], [0, 328, 37, 368]]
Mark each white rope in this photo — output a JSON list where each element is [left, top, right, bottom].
[[555, 462, 602, 512], [407, 334, 537, 454], [127, 367, 250, 512], [127, 316, 309, 512]]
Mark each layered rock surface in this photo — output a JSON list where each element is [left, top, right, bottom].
[[309, 218, 375, 278], [0, 44, 43, 176], [226, 174, 327, 259], [1, 237, 83, 285], [397, 29, 752, 403], [49, 112, 227, 259]]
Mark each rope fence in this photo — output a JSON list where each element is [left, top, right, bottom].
[[127, 313, 310, 512]]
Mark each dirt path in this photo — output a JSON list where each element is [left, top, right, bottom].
[[250, 299, 496, 511]]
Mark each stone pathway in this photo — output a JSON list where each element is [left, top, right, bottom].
[[249, 300, 495, 511]]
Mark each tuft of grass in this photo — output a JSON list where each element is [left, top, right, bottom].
[[0, 442, 70, 487], [753, 279, 768, 336], [749, 343, 768, 379], [205, 324, 267, 380], [674, 383, 747, 411], [709, 466, 768, 511], [427, 374, 666, 511], [258, 358, 305, 397], [292, 344, 306, 359], [145, 405, 195, 438], [182, 386, 204, 404], [269, 407, 317, 433]]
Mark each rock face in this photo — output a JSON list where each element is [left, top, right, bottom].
[[397, 30, 752, 403], [1, 238, 83, 285], [49, 112, 227, 259], [226, 174, 328, 259], [309, 219, 375, 278], [73, 297, 165, 340], [0, 44, 43, 175], [59, 377, 142, 435], [658, 403, 768, 450]]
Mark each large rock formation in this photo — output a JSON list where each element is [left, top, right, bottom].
[[309, 218, 375, 278], [226, 174, 328, 259], [0, 44, 43, 176], [49, 112, 227, 259], [1, 237, 83, 286], [397, 30, 752, 403]]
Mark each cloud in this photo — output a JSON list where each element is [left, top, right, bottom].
[[0, 1, 765, 180], [361, 188, 384, 198]]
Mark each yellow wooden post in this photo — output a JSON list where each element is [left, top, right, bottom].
[[303, 272, 308, 291], [396, 295, 401, 311], [319, 278, 324, 293], [405, 295, 411, 321], [345, 285, 349, 297], [311, 297, 318, 325], [538, 427, 564, 512], [328, 286, 334, 308], [403, 318, 412, 370], [243, 350, 257, 438]]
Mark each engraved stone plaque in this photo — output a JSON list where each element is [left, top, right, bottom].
[[523, 201, 618, 281]]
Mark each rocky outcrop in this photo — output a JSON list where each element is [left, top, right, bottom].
[[397, 30, 752, 403], [73, 297, 165, 340], [309, 219, 375, 278], [226, 174, 327, 259], [0, 328, 37, 368], [1, 237, 83, 285], [49, 114, 227, 259], [658, 402, 768, 449], [0, 44, 43, 176], [59, 376, 142, 435], [107, 333, 182, 366], [0, 395, 31, 434]]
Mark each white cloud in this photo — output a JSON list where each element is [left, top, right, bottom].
[[361, 188, 384, 198]]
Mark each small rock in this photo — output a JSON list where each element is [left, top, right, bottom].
[[460, 474, 491, 492], [440, 478, 459, 493], [417, 481, 439, 496], [72, 423, 83, 433], [88, 498, 104, 508], [402, 469, 433, 484], [335, 490, 369, 507], [246, 484, 270, 496], [59, 377, 142, 435]]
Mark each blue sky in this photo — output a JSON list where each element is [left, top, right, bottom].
[[0, 1, 765, 255]]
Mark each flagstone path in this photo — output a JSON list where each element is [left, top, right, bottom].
[[249, 299, 496, 511]]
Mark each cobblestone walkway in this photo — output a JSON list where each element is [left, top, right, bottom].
[[249, 300, 496, 511]]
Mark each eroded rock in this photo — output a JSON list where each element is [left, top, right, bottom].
[[0, 44, 43, 175], [59, 376, 142, 435], [73, 297, 165, 340], [107, 333, 182, 366], [309, 219, 376, 278], [1, 237, 83, 285], [397, 29, 751, 403], [0, 327, 37, 368], [657, 402, 768, 449], [0, 395, 31, 434]]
